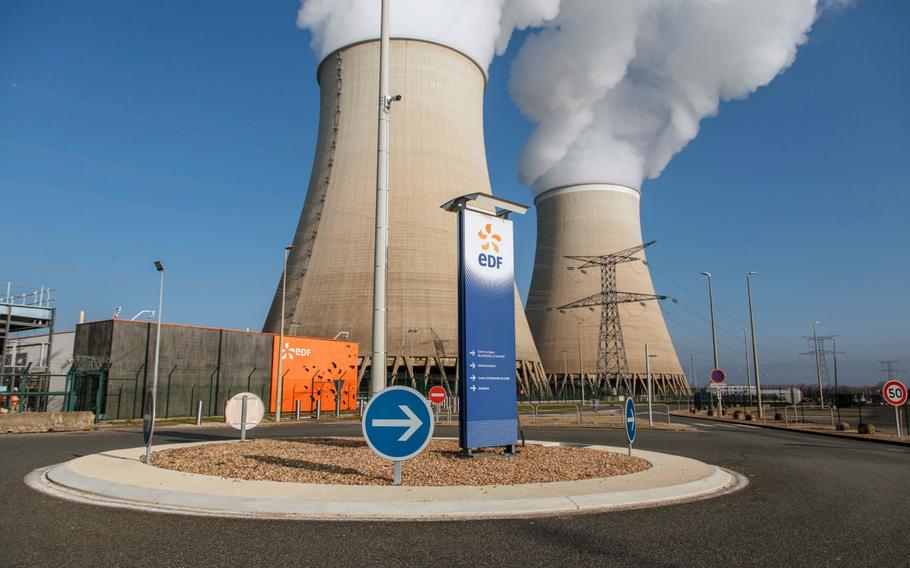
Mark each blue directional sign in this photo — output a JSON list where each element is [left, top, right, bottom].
[[142, 388, 155, 445], [625, 397, 636, 444], [458, 209, 519, 450], [362, 386, 434, 461]]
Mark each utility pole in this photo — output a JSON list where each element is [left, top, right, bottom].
[[690, 353, 696, 390], [701, 272, 720, 415], [371, 0, 397, 399], [746, 272, 763, 418], [812, 322, 825, 407], [879, 360, 903, 382], [832, 337, 841, 423], [577, 321, 584, 407], [743, 328, 753, 407], [646, 344, 653, 426], [276, 245, 293, 422]]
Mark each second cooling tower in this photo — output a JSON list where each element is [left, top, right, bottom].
[[264, 39, 546, 396], [525, 183, 690, 395]]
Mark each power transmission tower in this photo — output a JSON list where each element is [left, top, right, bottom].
[[801, 334, 837, 388], [553, 241, 666, 396], [879, 360, 904, 381]]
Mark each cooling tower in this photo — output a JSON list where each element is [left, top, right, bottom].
[[525, 183, 690, 395], [264, 39, 546, 395]]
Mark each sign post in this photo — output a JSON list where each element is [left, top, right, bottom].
[[225, 392, 265, 441], [362, 386, 434, 485], [882, 379, 907, 439], [625, 397, 636, 456], [710, 369, 726, 417], [442, 193, 528, 457]]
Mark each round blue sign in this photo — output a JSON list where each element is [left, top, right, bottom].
[[142, 388, 155, 444], [362, 386, 434, 461], [625, 397, 636, 444], [710, 368, 726, 383]]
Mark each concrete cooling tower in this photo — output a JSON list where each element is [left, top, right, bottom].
[[264, 39, 546, 395], [525, 183, 690, 395]]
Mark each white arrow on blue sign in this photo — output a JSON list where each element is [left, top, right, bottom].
[[362, 386, 435, 461], [625, 397, 636, 444]]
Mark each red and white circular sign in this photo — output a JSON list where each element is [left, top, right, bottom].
[[882, 380, 907, 407], [428, 386, 447, 404]]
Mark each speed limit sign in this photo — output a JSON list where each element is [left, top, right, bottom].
[[882, 380, 907, 407]]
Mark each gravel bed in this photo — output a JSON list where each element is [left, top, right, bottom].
[[151, 438, 650, 486]]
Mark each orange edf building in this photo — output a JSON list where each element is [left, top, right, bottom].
[[270, 336, 358, 413]]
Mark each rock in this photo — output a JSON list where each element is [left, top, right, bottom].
[[733, 410, 745, 420], [835, 421, 850, 431], [857, 423, 875, 435], [746, 413, 755, 421]]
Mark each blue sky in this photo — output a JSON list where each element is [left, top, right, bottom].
[[2, 1, 907, 386]]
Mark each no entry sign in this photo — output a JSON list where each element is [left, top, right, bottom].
[[710, 369, 726, 383], [882, 380, 907, 407], [428, 386, 447, 404]]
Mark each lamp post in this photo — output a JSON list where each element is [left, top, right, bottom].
[[746, 271, 763, 419], [371, 0, 392, 399], [645, 344, 657, 426], [832, 336, 841, 423], [700, 272, 720, 415], [813, 321, 825, 408], [145, 260, 165, 465], [743, 328, 753, 407], [276, 245, 293, 422], [577, 320, 585, 407]]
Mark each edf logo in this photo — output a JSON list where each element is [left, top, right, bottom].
[[478, 253, 503, 269], [477, 223, 503, 270]]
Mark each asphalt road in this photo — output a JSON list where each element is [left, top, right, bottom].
[[2, 417, 908, 567]]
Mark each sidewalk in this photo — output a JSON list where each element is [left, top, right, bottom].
[[672, 410, 910, 447]]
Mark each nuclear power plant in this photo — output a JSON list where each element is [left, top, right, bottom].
[[525, 183, 690, 395], [264, 38, 548, 395]]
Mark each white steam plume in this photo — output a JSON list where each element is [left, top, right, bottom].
[[509, 0, 823, 193], [297, 0, 560, 73]]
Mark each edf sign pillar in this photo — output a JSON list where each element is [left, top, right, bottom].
[[442, 193, 528, 454]]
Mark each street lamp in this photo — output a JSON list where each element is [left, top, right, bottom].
[[746, 271, 764, 419], [276, 245, 294, 423], [700, 272, 720, 415], [813, 321, 825, 408], [145, 260, 165, 464], [645, 344, 658, 426]]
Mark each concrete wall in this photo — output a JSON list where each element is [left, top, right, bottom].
[[74, 320, 274, 419], [0, 411, 94, 434], [525, 184, 689, 395], [263, 39, 545, 391]]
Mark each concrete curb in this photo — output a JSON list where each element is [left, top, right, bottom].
[[25, 439, 746, 521], [674, 412, 910, 448]]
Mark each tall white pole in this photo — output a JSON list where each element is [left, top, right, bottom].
[[146, 261, 164, 464], [276, 246, 292, 421], [743, 328, 753, 406], [747, 272, 763, 418], [646, 344, 653, 426], [371, 0, 391, 398], [577, 321, 584, 407], [813, 321, 825, 408], [701, 272, 719, 415]]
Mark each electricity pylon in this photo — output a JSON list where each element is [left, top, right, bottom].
[[554, 241, 666, 395]]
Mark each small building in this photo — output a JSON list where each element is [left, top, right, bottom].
[[704, 383, 802, 404], [71, 319, 358, 420]]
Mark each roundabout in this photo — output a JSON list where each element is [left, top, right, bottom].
[[26, 437, 746, 521]]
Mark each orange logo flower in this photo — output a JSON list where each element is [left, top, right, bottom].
[[477, 223, 501, 253]]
